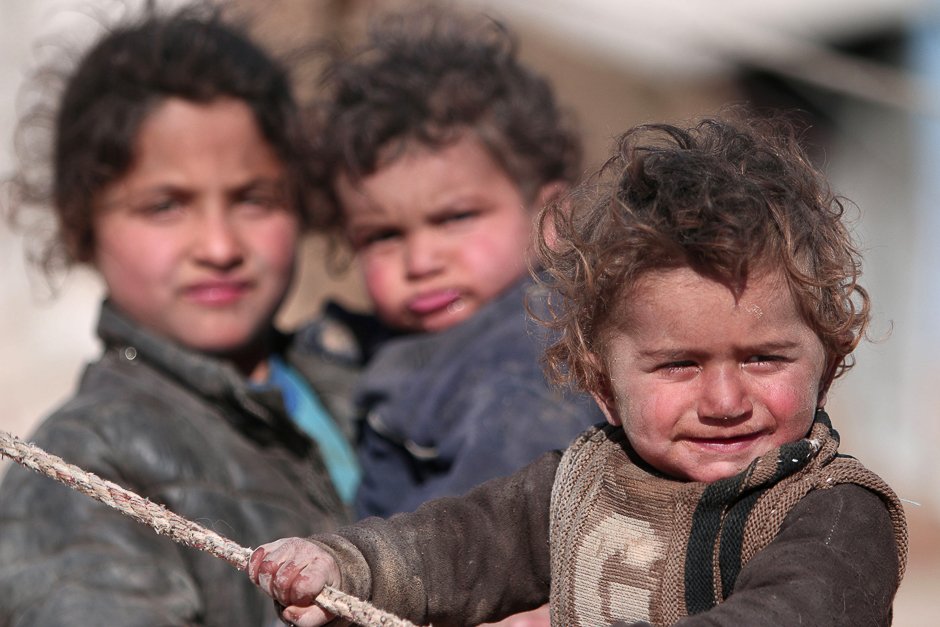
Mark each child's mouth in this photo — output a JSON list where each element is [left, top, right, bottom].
[[407, 289, 462, 316], [184, 281, 251, 306], [687, 433, 762, 450]]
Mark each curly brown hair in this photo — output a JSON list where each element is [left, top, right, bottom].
[[3, 2, 315, 279], [537, 112, 869, 396], [315, 4, 582, 235]]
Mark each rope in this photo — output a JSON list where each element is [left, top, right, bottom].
[[0, 429, 422, 627]]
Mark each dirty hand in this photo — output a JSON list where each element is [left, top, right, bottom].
[[248, 537, 340, 627]]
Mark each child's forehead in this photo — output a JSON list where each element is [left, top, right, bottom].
[[368, 127, 533, 189], [373, 130, 494, 171], [596, 266, 832, 373], [615, 267, 802, 330], [337, 133, 528, 215]]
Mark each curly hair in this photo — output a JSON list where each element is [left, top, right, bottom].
[[3, 2, 315, 278], [316, 4, 582, 234], [537, 112, 869, 395]]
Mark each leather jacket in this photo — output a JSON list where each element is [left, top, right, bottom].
[[0, 302, 357, 626]]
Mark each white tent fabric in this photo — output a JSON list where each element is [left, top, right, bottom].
[[464, 0, 938, 112]]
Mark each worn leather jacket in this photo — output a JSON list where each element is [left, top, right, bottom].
[[0, 302, 358, 626]]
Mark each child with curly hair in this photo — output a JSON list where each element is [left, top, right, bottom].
[[249, 113, 908, 627]]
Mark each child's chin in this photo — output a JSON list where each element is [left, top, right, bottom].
[[681, 460, 752, 484], [177, 329, 262, 360]]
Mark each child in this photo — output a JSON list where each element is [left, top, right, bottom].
[[0, 5, 358, 626], [249, 113, 909, 627], [316, 6, 602, 520]]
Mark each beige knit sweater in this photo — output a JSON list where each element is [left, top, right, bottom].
[[549, 415, 908, 627]]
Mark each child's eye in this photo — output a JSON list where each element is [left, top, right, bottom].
[[747, 355, 778, 363], [354, 229, 402, 249], [744, 355, 786, 369], [239, 195, 276, 210], [139, 198, 183, 218], [653, 360, 699, 381], [437, 209, 479, 225], [236, 189, 287, 214]]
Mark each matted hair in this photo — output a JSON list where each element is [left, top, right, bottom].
[[315, 3, 582, 234], [537, 111, 869, 395], [3, 2, 314, 279]]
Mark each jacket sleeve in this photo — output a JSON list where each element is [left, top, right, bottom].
[[0, 416, 204, 627], [672, 483, 902, 627], [313, 451, 561, 627]]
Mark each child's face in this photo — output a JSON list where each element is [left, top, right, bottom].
[[92, 98, 299, 376], [336, 135, 544, 332], [593, 267, 829, 483]]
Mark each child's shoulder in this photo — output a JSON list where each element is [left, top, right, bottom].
[[458, 277, 550, 356], [555, 422, 625, 479]]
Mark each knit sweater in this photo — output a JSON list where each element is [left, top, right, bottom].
[[549, 413, 908, 626], [314, 414, 907, 627]]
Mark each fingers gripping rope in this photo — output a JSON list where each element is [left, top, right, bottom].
[[0, 429, 423, 627]]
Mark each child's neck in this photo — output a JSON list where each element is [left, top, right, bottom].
[[223, 334, 277, 383]]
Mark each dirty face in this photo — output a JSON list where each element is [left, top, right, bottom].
[[93, 98, 299, 378], [337, 134, 544, 333], [593, 267, 828, 483]]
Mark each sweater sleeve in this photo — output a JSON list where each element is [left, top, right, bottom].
[[672, 483, 901, 627], [313, 451, 561, 627]]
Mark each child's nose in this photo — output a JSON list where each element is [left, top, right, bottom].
[[403, 230, 443, 278], [698, 365, 752, 421], [193, 208, 244, 269]]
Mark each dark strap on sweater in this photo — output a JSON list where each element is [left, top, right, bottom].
[[684, 412, 832, 614]]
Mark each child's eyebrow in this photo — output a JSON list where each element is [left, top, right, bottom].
[[428, 194, 490, 215], [635, 348, 699, 361], [345, 214, 394, 231], [635, 340, 803, 360], [228, 177, 287, 193], [743, 340, 804, 353]]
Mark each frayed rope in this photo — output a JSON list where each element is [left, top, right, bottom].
[[0, 429, 422, 627]]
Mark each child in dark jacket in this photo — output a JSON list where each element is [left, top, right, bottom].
[[249, 113, 908, 627], [315, 6, 602, 522]]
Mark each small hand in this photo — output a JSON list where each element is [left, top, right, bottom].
[[481, 604, 551, 626], [248, 537, 341, 627]]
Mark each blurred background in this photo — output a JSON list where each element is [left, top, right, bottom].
[[1, 0, 937, 622]]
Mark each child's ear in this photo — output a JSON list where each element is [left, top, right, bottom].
[[534, 180, 568, 211], [816, 380, 830, 409], [588, 353, 623, 427], [69, 232, 95, 266], [816, 354, 842, 409], [592, 389, 623, 427], [534, 181, 569, 252]]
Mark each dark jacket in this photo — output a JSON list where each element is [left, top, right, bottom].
[[0, 302, 356, 627], [314, 420, 906, 627], [353, 277, 603, 518]]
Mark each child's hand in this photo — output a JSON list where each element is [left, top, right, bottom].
[[248, 537, 340, 627]]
